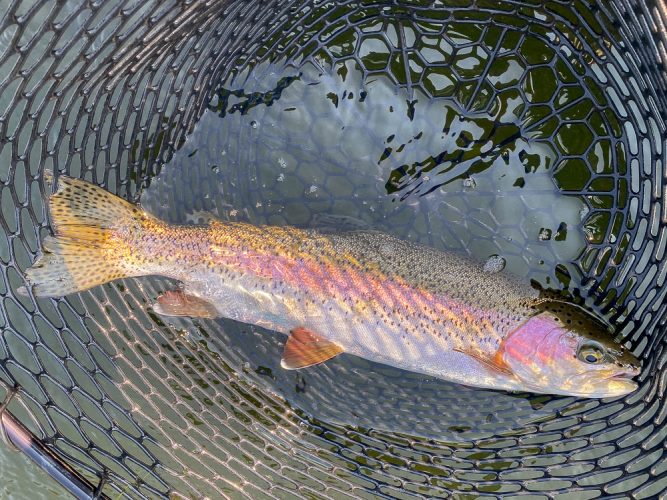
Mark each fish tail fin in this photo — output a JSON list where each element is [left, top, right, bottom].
[[20, 172, 147, 297]]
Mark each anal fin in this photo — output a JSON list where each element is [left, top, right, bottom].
[[281, 327, 343, 369], [154, 290, 219, 318]]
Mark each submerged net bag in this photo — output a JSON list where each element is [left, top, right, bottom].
[[0, 0, 667, 497]]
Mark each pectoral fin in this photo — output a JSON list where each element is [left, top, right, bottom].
[[153, 290, 219, 318], [281, 327, 344, 369], [454, 347, 513, 376]]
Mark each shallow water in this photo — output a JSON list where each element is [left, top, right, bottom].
[[0, 441, 65, 498]]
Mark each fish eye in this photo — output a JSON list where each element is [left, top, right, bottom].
[[578, 342, 605, 364]]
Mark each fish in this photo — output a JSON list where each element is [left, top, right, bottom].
[[20, 173, 641, 398]]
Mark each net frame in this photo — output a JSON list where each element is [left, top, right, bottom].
[[0, 0, 665, 498]]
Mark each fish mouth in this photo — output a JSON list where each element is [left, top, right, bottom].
[[607, 366, 641, 380], [561, 366, 641, 397]]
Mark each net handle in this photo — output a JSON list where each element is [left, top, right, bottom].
[[0, 388, 109, 500]]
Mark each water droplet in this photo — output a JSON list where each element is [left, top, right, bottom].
[[211, 165, 220, 173], [483, 255, 506, 273], [250, 120, 258, 129], [462, 177, 476, 189], [555, 222, 567, 241], [221, 149, 227, 156], [538, 228, 552, 241]]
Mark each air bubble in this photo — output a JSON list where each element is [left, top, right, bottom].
[[250, 121, 258, 129], [483, 255, 506, 273], [211, 165, 220, 173], [463, 177, 476, 189], [538, 228, 552, 241]]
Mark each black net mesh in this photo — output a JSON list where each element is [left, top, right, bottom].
[[1, 0, 667, 498]]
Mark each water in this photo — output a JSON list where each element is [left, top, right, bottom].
[[0, 440, 65, 498], [0, 0, 650, 496], [138, 52, 605, 439]]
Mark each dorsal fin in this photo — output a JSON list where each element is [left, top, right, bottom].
[[281, 327, 344, 369]]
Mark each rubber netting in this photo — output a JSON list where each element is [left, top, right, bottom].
[[0, 0, 666, 498]]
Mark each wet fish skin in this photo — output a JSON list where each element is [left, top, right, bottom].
[[22, 174, 641, 398]]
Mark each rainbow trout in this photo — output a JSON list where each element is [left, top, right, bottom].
[[21, 174, 640, 398]]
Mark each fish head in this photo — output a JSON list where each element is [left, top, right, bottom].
[[500, 301, 641, 398]]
